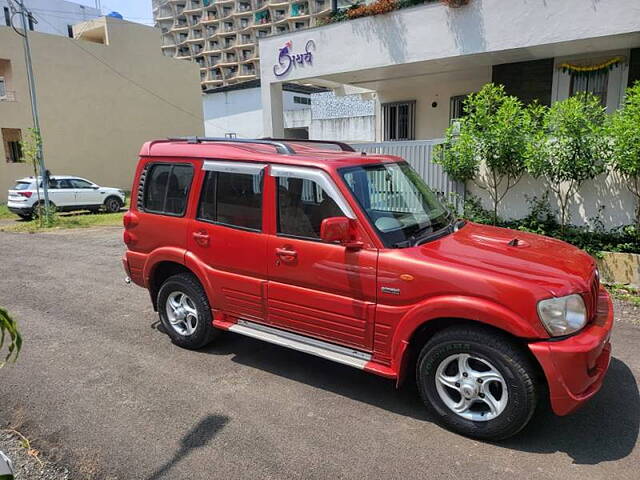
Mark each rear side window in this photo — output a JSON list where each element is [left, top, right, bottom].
[[13, 181, 31, 190], [198, 171, 263, 231], [143, 163, 193, 216]]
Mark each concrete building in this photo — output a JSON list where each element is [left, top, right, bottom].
[[1, 16, 203, 200], [259, 0, 640, 228], [1, 0, 100, 36], [202, 80, 375, 141], [152, 0, 333, 90]]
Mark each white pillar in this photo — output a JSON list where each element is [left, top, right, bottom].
[[262, 82, 284, 138]]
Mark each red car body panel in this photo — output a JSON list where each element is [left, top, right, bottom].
[[124, 140, 614, 417]]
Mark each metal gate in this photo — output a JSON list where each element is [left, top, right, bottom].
[[352, 140, 465, 212]]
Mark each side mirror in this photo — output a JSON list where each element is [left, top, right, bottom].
[[320, 217, 363, 250]]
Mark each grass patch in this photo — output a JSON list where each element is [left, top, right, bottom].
[[607, 283, 640, 306], [0, 211, 124, 233], [0, 204, 14, 219]]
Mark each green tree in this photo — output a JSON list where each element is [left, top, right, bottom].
[[608, 81, 640, 227], [0, 307, 21, 367], [526, 93, 609, 231], [435, 84, 535, 224], [20, 128, 53, 226]]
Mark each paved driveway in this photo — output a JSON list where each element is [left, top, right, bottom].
[[0, 228, 638, 480]]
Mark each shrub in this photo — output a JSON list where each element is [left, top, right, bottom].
[[436, 84, 535, 224], [526, 93, 610, 231], [608, 81, 640, 227]]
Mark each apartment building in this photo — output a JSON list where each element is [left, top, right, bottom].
[[1, 0, 100, 36], [153, 0, 332, 89], [1, 16, 203, 200], [259, 0, 640, 227]]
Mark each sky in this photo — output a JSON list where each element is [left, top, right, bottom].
[[72, 0, 155, 26]]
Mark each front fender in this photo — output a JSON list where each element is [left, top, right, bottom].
[[390, 295, 547, 385]]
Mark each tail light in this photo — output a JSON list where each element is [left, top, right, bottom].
[[18, 192, 33, 198], [123, 211, 138, 229]]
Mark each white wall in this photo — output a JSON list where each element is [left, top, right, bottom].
[[467, 172, 637, 229], [310, 116, 375, 143], [203, 87, 264, 138], [0, 0, 100, 36], [203, 87, 312, 138]]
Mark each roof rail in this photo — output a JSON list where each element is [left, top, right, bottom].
[[167, 136, 296, 155], [262, 138, 355, 152]]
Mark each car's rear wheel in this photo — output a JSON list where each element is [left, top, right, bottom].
[[416, 325, 538, 440], [104, 196, 123, 213], [33, 201, 56, 218], [157, 273, 220, 349]]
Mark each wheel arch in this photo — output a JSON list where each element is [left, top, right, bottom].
[[391, 296, 547, 388], [148, 260, 210, 311]]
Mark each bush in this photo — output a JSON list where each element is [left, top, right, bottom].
[[608, 81, 640, 227], [463, 193, 640, 256], [526, 93, 610, 230], [436, 84, 536, 224]]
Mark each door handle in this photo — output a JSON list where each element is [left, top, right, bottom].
[[275, 247, 297, 263], [192, 230, 210, 247]]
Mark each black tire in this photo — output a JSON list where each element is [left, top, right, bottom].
[[157, 273, 220, 349], [104, 196, 123, 213], [33, 201, 56, 218], [416, 325, 538, 441]]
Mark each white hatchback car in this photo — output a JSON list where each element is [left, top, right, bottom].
[[7, 176, 126, 219]]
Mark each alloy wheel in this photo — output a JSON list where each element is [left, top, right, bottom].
[[434, 353, 508, 421]]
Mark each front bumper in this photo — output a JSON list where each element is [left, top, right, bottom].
[[529, 287, 613, 416]]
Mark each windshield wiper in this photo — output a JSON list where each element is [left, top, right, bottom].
[[393, 212, 456, 248]]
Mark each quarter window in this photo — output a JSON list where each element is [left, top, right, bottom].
[[198, 171, 263, 230], [276, 177, 344, 240], [143, 163, 193, 216]]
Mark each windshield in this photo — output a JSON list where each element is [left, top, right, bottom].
[[341, 162, 452, 248]]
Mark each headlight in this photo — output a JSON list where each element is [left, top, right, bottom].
[[537, 294, 587, 336]]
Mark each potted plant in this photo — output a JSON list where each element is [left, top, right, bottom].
[[442, 0, 470, 7]]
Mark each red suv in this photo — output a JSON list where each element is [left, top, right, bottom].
[[123, 137, 613, 440]]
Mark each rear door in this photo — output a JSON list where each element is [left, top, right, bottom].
[[186, 160, 269, 323], [50, 179, 76, 207], [266, 165, 378, 351]]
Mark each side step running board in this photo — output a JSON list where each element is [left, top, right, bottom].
[[228, 319, 372, 370]]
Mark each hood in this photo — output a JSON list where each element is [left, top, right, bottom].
[[419, 222, 596, 296]]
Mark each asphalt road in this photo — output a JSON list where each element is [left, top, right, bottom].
[[0, 227, 638, 480]]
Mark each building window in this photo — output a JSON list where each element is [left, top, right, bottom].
[[198, 171, 263, 231], [4, 7, 10, 27], [492, 59, 554, 106], [449, 94, 469, 123], [142, 163, 194, 216], [570, 70, 609, 107], [293, 96, 311, 105], [0, 77, 6, 98], [27, 14, 34, 31], [2, 128, 23, 163], [382, 101, 416, 141], [67, 25, 73, 37]]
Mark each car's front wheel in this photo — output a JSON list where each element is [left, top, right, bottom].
[[157, 273, 220, 349], [104, 196, 123, 213], [416, 325, 538, 440]]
